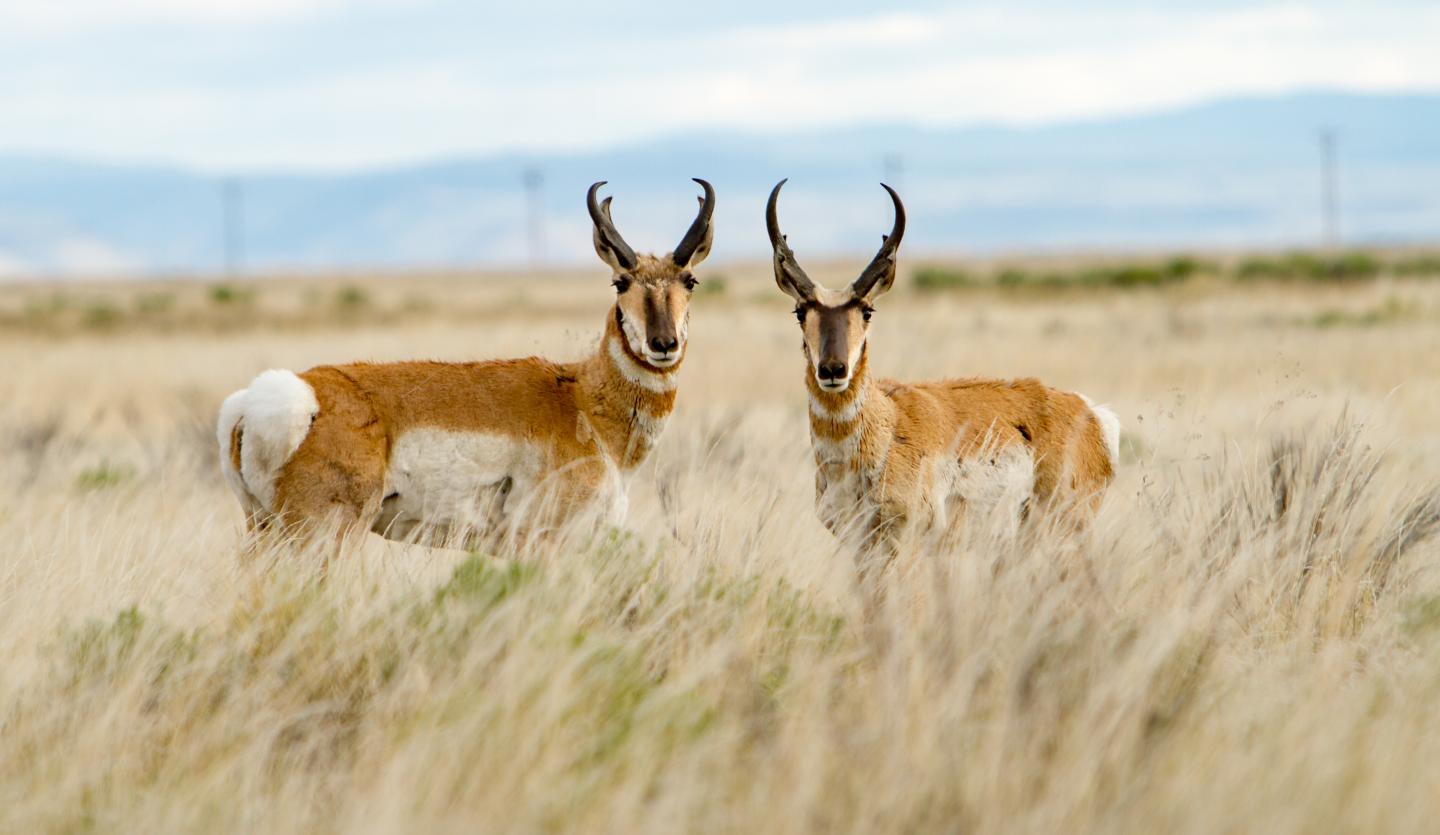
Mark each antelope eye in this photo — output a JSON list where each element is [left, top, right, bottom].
[[683, 275, 699, 291], [612, 276, 631, 293], [794, 307, 806, 323], [861, 307, 874, 323]]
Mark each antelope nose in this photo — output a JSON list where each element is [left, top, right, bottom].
[[817, 360, 848, 381], [648, 335, 679, 354]]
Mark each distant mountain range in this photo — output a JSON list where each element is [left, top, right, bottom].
[[2, 91, 1438, 278]]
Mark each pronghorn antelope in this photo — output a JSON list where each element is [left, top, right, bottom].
[[766, 179, 1119, 558], [217, 179, 715, 549]]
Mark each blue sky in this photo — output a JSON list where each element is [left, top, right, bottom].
[[2, 0, 1438, 170]]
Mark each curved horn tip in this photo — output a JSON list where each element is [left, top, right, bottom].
[[879, 182, 905, 235], [691, 178, 716, 212], [765, 179, 790, 246], [691, 177, 715, 210], [766, 179, 789, 215], [587, 181, 613, 218], [588, 180, 637, 269], [671, 177, 716, 266]]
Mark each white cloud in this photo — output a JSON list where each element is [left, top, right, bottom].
[[53, 238, 140, 274], [679, 2, 1440, 127], [0, 249, 27, 279], [0, 0, 414, 31], [0, 2, 1437, 167]]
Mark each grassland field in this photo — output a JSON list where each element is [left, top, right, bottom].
[[4, 251, 1440, 833]]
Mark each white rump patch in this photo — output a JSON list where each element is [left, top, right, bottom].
[[607, 337, 677, 393], [1077, 393, 1122, 465], [216, 388, 256, 512], [235, 369, 320, 510]]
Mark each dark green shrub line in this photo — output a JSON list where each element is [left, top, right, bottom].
[[209, 284, 255, 305], [913, 266, 978, 291], [912, 250, 1440, 292], [919, 255, 1214, 292], [1235, 251, 1382, 283]]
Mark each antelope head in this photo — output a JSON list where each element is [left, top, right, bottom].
[[766, 179, 905, 392], [589, 179, 715, 369]]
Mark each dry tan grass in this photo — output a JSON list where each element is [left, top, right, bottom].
[[4, 263, 1440, 833]]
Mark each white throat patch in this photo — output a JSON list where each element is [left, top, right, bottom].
[[810, 388, 866, 423], [607, 337, 678, 393], [811, 425, 862, 465]]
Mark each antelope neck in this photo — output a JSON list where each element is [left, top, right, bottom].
[[807, 346, 873, 442], [577, 306, 681, 468]]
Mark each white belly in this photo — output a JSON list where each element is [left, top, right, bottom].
[[927, 444, 1036, 536], [372, 427, 630, 545], [374, 428, 545, 544]]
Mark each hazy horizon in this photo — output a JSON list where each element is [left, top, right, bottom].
[[3, 85, 1434, 176], [4, 0, 1440, 170], [5, 1, 1439, 276]]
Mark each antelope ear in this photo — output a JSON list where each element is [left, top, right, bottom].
[[852, 235, 898, 303], [765, 179, 817, 304], [773, 247, 814, 305], [588, 182, 638, 274], [591, 197, 629, 274]]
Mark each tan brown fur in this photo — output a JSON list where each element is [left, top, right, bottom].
[[265, 296, 687, 543], [222, 181, 713, 552], [804, 345, 1113, 548], [228, 424, 243, 472], [767, 179, 1116, 558]]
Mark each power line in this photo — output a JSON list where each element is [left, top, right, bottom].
[[1319, 129, 1339, 251], [221, 177, 244, 276], [522, 167, 545, 268], [882, 153, 904, 191]]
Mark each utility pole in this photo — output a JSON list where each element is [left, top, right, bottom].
[[221, 177, 244, 276], [882, 153, 904, 191], [522, 167, 545, 269], [1319, 129, 1339, 251]]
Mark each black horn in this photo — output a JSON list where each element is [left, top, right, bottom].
[[849, 183, 906, 299], [587, 181, 637, 270], [766, 179, 817, 301], [672, 178, 715, 266]]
